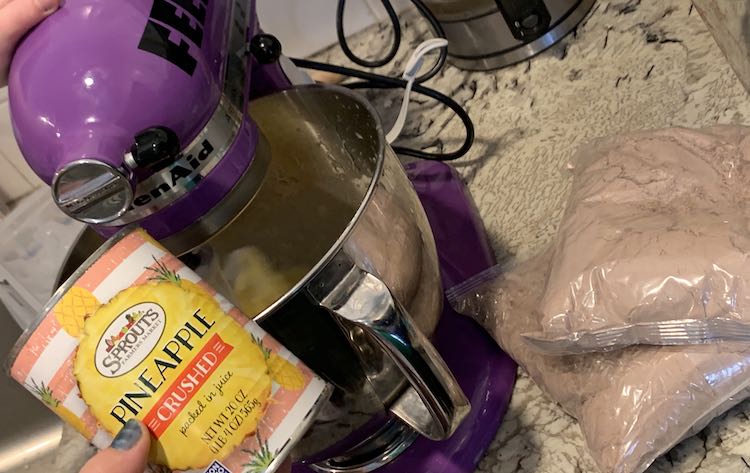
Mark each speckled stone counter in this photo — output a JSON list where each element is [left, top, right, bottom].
[[314, 1, 750, 472]]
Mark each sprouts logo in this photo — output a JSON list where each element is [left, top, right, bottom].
[[95, 302, 165, 378]]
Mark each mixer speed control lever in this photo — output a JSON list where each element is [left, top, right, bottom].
[[249, 34, 282, 64], [123, 126, 181, 172]]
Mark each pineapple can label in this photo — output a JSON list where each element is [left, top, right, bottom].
[[8, 229, 330, 473]]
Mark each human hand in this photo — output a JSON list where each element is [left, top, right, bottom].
[[0, 0, 60, 87], [79, 419, 293, 473], [80, 420, 150, 473]]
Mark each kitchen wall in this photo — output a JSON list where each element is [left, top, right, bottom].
[[258, 0, 409, 58], [0, 0, 407, 206]]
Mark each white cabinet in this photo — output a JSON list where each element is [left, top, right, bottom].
[[257, 0, 409, 57], [0, 88, 43, 204]]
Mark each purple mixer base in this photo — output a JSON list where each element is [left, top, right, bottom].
[[293, 161, 518, 473]]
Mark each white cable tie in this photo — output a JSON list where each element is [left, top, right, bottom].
[[386, 38, 449, 144]]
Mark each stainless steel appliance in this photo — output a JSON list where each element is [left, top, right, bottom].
[[423, 0, 596, 70], [50, 83, 470, 471]]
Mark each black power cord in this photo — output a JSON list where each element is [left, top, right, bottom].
[[336, 0, 447, 84], [336, 0, 401, 68], [291, 58, 474, 161], [292, 0, 474, 161]]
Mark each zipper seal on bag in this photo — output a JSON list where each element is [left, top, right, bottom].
[[445, 264, 507, 308], [522, 317, 750, 356]]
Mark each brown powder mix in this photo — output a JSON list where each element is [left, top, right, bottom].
[[454, 127, 750, 473], [537, 127, 750, 346], [456, 248, 750, 473]]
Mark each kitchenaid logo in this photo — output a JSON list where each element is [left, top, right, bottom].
[[129, 139, 214, 210], [137, 0, 209, 75], [95, 303, 166, 378]]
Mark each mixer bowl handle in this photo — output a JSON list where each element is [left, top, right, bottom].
[[310, 260, 471, 441]]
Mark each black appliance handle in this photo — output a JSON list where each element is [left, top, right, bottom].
[[495, 0, 552, 42]]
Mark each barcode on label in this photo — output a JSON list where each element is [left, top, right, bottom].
[[204, 460, 232, 473]]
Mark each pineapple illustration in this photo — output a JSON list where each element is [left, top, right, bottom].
[[267, 354, 306, 391], [76, 281, 273, 470], [253, 336, 305, 391], [146, 256, 211, 297], [243, 434, 277, 473], [29, 379, 59, 407], [53, 286, 100, 338], [28, 379, 93, 436]]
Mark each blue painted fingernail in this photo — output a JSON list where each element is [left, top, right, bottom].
[[111, 419, 142, 451]]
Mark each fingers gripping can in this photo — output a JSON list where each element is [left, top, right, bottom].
[[7, 228, 330, 473]]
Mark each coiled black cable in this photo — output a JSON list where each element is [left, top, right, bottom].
[[294, 0, 473, 161], [336, 0, 447, 84], [336, 0, 401, 68], [406, 0, 448, 83], [291, 58, 474, 161]]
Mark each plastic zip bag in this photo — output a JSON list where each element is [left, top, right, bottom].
[[522, 126, 750, 354], [523, 318, 750, 355], [449, 248, 750, 473]]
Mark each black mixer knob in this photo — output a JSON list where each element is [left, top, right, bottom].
[[126, 126, 181, 171], [250, 34, 283, 64]]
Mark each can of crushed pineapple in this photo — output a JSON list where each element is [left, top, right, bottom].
[[7, 228, 331, 473]]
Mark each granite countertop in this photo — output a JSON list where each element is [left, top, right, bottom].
[[315, 1, 750, 472]]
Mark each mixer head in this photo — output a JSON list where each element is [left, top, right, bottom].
[[8, 0, 291, 243]]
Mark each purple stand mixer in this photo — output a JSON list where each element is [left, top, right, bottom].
[[8, 1, 516, 471]]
